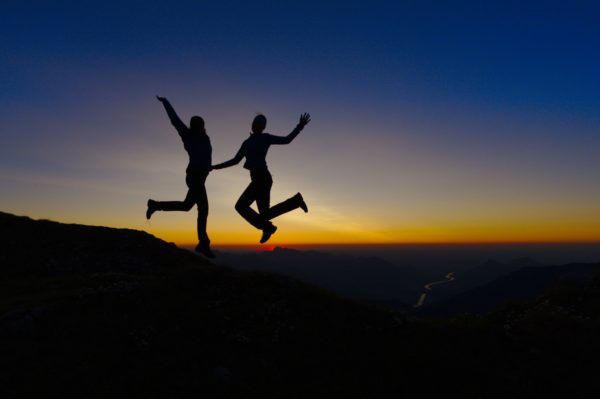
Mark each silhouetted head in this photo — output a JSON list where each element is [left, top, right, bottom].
[[251, 114, 267, 134], [190, 116, 205, 134]]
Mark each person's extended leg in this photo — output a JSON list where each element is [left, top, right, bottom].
[[147, 189, 195, 219], [267, 193, 308, 220]]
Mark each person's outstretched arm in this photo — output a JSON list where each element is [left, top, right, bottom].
[[269, 113, 311, 145], [212, 143, 246, 170], [156, 96, 187, 136]]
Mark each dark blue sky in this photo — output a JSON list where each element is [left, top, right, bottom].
[[4, 1, 599, 115], [1, 1, 599, 244]]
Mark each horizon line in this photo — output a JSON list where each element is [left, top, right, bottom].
[[179, 240, 600, 249]]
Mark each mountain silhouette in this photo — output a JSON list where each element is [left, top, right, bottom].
[[422, 257, 544, 304], [2, 211, 600, 398], [418, 261, 600, 317]]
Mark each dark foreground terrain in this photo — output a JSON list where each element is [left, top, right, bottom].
[[1, 212, 600, 398]]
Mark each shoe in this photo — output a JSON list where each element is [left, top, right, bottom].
[[195, 243, 216, 259], [146, 199, 157, 220], [296, 193, 308, 213], [260, 224, 278, 244]]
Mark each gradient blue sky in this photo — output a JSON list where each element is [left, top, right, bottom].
[[1, 1, 599, 244]]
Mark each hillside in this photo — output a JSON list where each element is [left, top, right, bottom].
[[2, 212, 600, 398], [0, 212, 408, 398]]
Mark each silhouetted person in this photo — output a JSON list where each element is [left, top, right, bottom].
[[146, 96, 215, 258], [212, 113, 311, 243]]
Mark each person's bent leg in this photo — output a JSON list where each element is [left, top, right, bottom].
[[253, 170, 277, 243], [235, 181, 269, 230], [254, 170, 272, 219]]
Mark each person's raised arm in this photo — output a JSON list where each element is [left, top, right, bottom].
[[269, 113, 311, 145], [212, 143, 246, 170], [156, 96, 187, 136], [270, 113, 310, 144]]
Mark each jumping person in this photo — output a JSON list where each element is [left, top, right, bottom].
[[212, 113, 311, 243], [146, 96, 215, 258]]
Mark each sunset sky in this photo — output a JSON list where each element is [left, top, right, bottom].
[[2, 1, 599, 246]]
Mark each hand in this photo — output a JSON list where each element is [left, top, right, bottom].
[[156, 95, 167, 103], [299, 113, 311, 127]]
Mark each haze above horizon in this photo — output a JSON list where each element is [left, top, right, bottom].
[[2, 2, 599, 246]]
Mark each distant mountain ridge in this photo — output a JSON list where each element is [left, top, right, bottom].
[[423, 257, 544, 304], [419, 261, 600, 317], [216, 246, 422, 305]]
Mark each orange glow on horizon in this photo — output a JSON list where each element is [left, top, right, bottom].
[[147, 216, 600, 247], [12, 212, 600, 248], [161, 228, 600, 248]]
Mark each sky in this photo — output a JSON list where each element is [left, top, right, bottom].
[[1, 1, 599, 246]]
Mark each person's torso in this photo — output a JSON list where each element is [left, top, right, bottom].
[[182, 132, 212, 172], [243, 133, 273, 170]]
